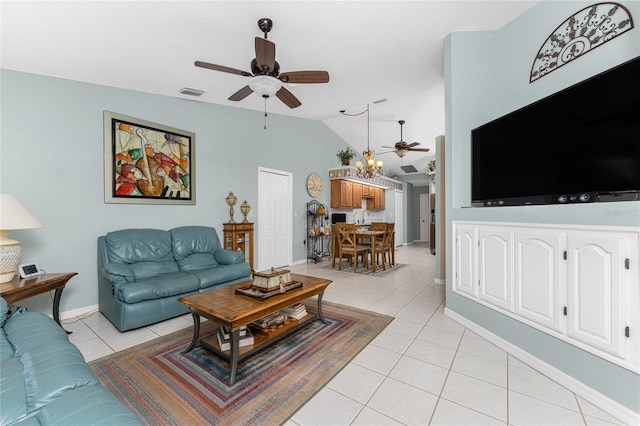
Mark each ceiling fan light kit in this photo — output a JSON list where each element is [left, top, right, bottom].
[[248, 75, 282, 98]]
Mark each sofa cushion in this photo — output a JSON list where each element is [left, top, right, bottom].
[[214, 249, 246, 265], [194, 263, 252, 289], [105, 229, 175, 264], [116, 272, 200, 303], [21, 343, 99, 413], [1, 297, 8, 327], [0, 356, 27, 425], [0, 329, 14, 362], [4, 311, 70, 357], [34, 385, 141, 425], [129, 260, 180, 280], [170, 226, 222, 271]]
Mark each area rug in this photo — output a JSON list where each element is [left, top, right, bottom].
[[318, 261, 408, 277], [90, 301, 393, 425]]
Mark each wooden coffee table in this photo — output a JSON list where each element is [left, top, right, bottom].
[[178, 273, 332, 385]]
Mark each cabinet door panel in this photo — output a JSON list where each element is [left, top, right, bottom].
[[566, 235, 623, 357], [514, 233, 563, 332], [454, 226, 477, 297], [478, 229, 512, 310]]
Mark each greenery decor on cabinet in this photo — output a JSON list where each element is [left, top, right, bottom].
[[336, 147, 356, 165], [307, 200, 331, 263]]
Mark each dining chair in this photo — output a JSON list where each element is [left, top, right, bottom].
[[335, 223, 369, 272], [372, 222, 394, 270]]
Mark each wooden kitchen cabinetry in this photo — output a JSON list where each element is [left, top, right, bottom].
[[331, 179, 383, 210], [369, 187, 385, 210], [352, 183, 363, 208], [330, 179, 361, 208]]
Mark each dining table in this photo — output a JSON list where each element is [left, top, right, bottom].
[[331, 227, 393, 274]]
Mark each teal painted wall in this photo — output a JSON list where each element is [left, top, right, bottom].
[[0, 70, 349, 313], [444, 1, 640, 412]]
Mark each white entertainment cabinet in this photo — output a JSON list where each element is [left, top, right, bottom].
[[452, 221, 639, 372]]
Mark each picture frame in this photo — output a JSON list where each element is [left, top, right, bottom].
[[104, 111, 195, 205]]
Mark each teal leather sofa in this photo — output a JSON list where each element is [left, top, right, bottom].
[[0, 298, 141, 425], [98, 226, 252, 331]]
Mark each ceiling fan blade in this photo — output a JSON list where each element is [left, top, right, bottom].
[[381, 145, 396, 149], [195, 61, 252, 77], [228, 85, 254, 101], [378, 150, 396, 155], [406, 142, 421, 148], [275, 87, 302, 108], [255, 37, 276, 73], [279, 71, 329, 84], [407, 148, 431, 152]]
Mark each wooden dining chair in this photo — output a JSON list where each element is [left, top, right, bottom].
[[335, 223, 369, 272], [372, 222, 394, 270]]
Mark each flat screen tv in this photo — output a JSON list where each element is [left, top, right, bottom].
[[472, 56, 640, 207]]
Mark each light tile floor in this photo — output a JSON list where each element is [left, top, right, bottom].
[[65, 243, 626, 425]]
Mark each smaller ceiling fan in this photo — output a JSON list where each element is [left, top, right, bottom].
[[381, 120, 430, 157], [194, 18, 329, 109]]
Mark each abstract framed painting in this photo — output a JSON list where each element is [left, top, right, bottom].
[[104, 111, 195, 205]]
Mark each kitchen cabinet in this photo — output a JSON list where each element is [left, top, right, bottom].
[[330, 180, 384, 210], [452, 221, 639, 372], [331, 180, 353, 208], [352, 183, 363, 208], [369, 187, 385, 210]]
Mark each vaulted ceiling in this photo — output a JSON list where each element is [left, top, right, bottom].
[[1, 1, 538, 177]]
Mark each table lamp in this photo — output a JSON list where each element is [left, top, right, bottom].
[[0, 194, 43, 283]]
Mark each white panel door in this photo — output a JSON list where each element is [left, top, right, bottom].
[[566, 234, 624, 357], [478, 228, 512, 311], [514, 232, 563, 332], [454, 224, 477, 297], [257, 168, 292, 270]]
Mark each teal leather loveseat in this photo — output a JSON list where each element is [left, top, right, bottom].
[[98, 226, 252, 332], [0, 298, 141, 425]]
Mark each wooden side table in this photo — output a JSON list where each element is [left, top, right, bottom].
[[0, 272, 77, 333], [223, 222, 254, 271]]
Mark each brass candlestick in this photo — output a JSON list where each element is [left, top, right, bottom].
[[240, 200, 251, 223], [225, 192, 237, 223]]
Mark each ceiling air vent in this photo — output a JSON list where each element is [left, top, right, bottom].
[[401, 165, 418, 173], [179, 87, 205, 97]]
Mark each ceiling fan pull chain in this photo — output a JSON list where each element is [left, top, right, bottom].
[[264, 95, 268, 130]]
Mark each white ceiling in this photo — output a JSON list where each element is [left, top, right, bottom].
[[0, 1, 538, 178]]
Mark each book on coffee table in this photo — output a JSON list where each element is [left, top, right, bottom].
[[217, 326, 254, 351]]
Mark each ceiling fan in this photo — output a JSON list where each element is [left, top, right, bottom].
[[381, 120, 430, 157], [194, 18, 329, 109]]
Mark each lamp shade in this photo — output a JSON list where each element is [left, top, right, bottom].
[[0, 194, 43, 283], [0, 194, 43, 230]]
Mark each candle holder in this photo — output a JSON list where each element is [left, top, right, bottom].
[[240, 200, 251, 223], [225, 192, 237, 223]]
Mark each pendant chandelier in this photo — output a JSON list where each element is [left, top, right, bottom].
[[340, 104, 383, 179]]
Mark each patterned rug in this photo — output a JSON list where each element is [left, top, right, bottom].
[[90, 301, 393, 425], [318, 260, 408, 277]]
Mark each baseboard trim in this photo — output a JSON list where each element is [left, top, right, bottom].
[[445, 307, 640, 425], [434, 278, 446, 286], [59, 304, 99, 321]]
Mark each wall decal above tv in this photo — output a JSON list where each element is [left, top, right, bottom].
[[472, 56, 640, 207]]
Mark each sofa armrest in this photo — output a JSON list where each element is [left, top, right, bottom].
[[102, 263, 134, 285], [214, 249, 245, 265]]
